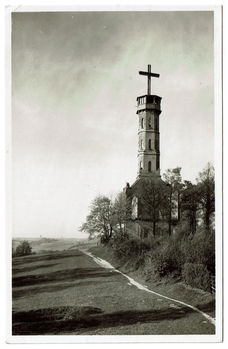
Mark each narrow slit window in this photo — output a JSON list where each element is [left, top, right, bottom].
[[148, 161, 152, 172], [148, 139, 151, 150]]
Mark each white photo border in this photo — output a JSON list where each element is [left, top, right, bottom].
[[5, 4, 223, 344]]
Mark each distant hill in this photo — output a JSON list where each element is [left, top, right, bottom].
[[12, 237, 88, 253], [31, 238, 59, 246], [12, 237, 58, 248]]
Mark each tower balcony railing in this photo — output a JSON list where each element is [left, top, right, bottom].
[[136, 95, 161, 112]]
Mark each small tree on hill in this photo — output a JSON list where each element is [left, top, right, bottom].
[[15, 240, 32, 257], [138, 179, 168, 237], [196, 163, 215, 231], [181, 180, 199, 236], [163, 167, 183, 235], [80, 195, 114, 243], [112, 192, 131, 236]]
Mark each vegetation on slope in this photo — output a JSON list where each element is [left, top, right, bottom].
[[80, 163, 215, 292]]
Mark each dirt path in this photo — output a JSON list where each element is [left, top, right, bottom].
[[12, 249, 215, 335]]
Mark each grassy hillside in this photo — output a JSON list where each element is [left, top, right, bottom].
[[12, 247, 215, 335]]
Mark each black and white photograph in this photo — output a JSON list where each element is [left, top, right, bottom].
[[6, 5, 222, 343]]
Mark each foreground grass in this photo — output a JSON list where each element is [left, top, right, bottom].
[[89, 245, 215, 319], [12, 248, 215, 335]]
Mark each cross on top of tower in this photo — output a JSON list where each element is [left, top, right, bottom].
[[139, 64, 160, 95]]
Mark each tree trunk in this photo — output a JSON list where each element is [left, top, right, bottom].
[[168, 209, 172, 236], [205, 196, 211, 230], [109, 225, 113, 238], [204, 183, 212, 231], [168, 191, 172, 236], [177, 191, 181, 221], [190, 209, 197, 235], [153, 219, 156, 237], [193, 210, 197, 234], [119, 221, 122, 234]]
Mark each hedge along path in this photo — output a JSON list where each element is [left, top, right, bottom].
[[82, 250, 215, 327]]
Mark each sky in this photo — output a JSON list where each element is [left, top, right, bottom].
[[11, 10, 214, 238]]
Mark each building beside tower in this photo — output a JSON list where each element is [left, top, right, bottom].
[[124, 65, 164, 237]]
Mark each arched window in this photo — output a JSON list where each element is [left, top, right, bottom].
[[148, 161, 151, 172], [141, 118, 144, 129], [140, 139, 143, 150], [148, 117, 152, 128], [148, 139, 151, 150]]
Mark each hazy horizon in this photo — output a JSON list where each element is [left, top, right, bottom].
[[12, 11, 214, 238], [12, 235, 88, 240]]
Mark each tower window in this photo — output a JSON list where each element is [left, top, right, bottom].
[[148, 139, 151, 150], [141, 118, 144, 129], [148, 161, 152, 172], [148, 117, 152, 128]]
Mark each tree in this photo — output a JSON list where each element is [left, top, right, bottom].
[[137, 179, 168, 237], [15, 240, 32, 257], [79, 195, 113, 243], [112, 192, 130, 235], [196, 163, 215, 231], [181, 180, 199, 235], [163, 167, 183, 235]]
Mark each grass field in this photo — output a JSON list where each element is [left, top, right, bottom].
[[12, 241, 215, 336]]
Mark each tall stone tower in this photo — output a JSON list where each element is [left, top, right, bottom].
[[137, 65, 162, 178], [124, 65, 163, 234]]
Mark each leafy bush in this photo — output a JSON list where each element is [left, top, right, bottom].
[[152, 240, 183, 277], [111, 234, 150, 265], [203, 231, 215, 274], [182, 263, 211, 291], [153, 256, 177, 277], [180, 231, 215, 274], [14, 240, 32, 257]]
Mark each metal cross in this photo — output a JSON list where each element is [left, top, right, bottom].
[[139, 64, 160, 95]]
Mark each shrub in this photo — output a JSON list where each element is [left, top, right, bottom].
[[180, 231, 215, 275], [151, 240, 183, 278], [153, 256, 176, 277], [14, 240, 32, 257], [182, 263, 211, 292], [111, 234, 150, 263], [203, 231, 215, 274]]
